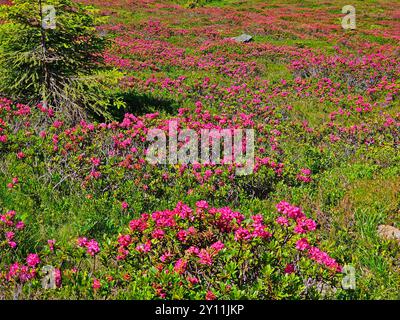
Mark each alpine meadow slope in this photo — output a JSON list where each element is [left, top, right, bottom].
[[0, 0, 399, 300]]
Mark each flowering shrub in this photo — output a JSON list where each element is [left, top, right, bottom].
[[0, 0, 399, 300], [109, 201, 343, 299], [0, 202, 343, 299], [1, 209, 25, 250]]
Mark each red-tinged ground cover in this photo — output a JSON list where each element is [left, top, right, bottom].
[[0, 0, 399, 299]]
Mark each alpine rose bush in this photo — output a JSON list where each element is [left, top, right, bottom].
[[1, 0, 399, 301], [0, 202, 342, 299]]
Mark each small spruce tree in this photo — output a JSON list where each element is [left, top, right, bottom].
[[0, 0, 110, 120]]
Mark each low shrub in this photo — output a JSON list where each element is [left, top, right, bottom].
[[0, 201, 343, 299]]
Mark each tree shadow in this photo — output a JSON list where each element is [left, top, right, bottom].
[[108, 91, 178, 121]]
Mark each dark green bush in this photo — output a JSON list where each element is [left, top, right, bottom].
[[0, 0, 110, 120]]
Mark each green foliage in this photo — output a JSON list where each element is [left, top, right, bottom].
[[0, 0, 110, 120], [0, 0, 399, 301], [175, 0, 214, 8]]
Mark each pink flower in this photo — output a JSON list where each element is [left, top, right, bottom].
[[136, 240, 151, 253], [77, 238, 99, 256], [205, 290, 216, 300], [294, 224, 305, 234], [196, 200, 209, 209], [15, 221, 25, 229], [17, 152, 25, 159], [297, 175, 312, 183], [186, 226, 197, 235], [8, 241, 17, 248], [54, 268, 62, 287], [93, 278, 101, 290], [251, 214, 264, 224], [90, 170, 101, 179], [234, 227, 251, 241], [52, 120, 63, 129], [276, 216, 289, 226], [251, 216, 272, 239], [175, 201, 193, 219], [210, 241, 225, 253], [19, 265, 36, 282], [6, 231, 14, 240], [276, 201, 305, 220], [26, 254, 40, 267], [284, 263, 295, 274], [6, 262, 20, 280], [295, 238, 310, 251], [307, 246, 342, 272], [176, 229, 187, 242], [294, 218, 317, 234], [187, 276, 199, 284], [160, 251, 173, 262], [195, 101, 203, 109], [117, 234, 131, 247], [152, 229, 165, 239], [198, 249, 213, 266], [121, 201, 129, 210], [252, 226, 272, 239], [185, 246, 200, 255], [173, 258, 187, 274], [305, 218, 317, 231], [86, 239, 100, 256], [48, 239, 56, 252], [297, 169, 312, 183], [77, 237, 88, 247], [91, 157, 101, 166], [129, 218, 148, 232], [117, 247, 129, 260]]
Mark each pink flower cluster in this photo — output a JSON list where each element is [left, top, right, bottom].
[[116, 234, 132, 260], [118, 201, 276, 281], [77, 237, 100, 256], [7, 176, 19, 189], [6, 254, 40, 283], [297, 168, 312, 183], [26, 253, 40, 267], [6, 262, 36, 282], [1, 209, 25, 248], [296, 238, 342, 272], [169, 240, 225, 273], [276, 201, 317, 234], [93, 278, 101, 290], [276, 202, 342, 272]]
